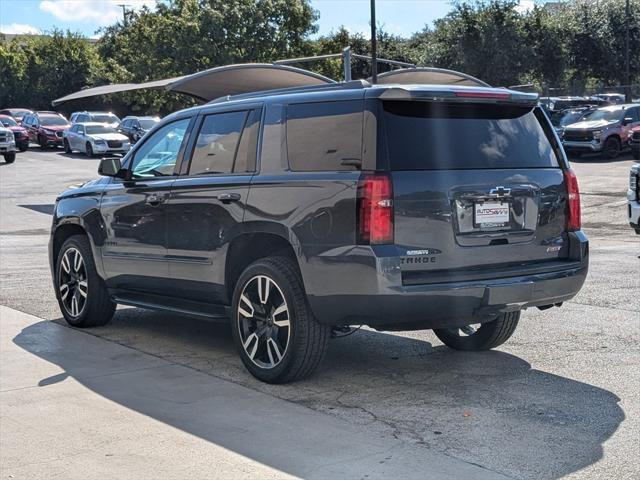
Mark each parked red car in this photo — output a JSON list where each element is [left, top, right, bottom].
[[21, 111, 70, 148], [0, 114, 29, 151], [0, 108, 33, 125]]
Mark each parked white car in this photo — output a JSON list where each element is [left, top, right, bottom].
[[63, 122, 130, 157], [0, 126, 16, 163]]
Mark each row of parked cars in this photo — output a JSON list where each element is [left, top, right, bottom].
[[545, 100, 640, 160], [0, 108, 160, 160]]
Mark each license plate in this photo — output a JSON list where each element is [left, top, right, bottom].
[[474, 201, 509, 226]]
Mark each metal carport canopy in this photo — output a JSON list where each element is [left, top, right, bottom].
[[374, 67, 490, 87], [51, 76, 186, 106], [52, 64, 335, 106], [166, 63, 335, 101]]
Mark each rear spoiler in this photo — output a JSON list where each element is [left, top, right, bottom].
[[375, 86, 539, 106]]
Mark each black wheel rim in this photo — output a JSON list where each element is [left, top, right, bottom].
[[447, 323, 482, 337], [58, 247, 88, 318], [237, 275, 291, 369]]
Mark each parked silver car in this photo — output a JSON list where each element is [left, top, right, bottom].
[[562, 104, 640, 159], [63, 122, 130, 157], [69, 111, 121, 129]]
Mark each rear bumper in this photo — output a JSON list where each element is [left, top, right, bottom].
[[304, 231, 589, 329]]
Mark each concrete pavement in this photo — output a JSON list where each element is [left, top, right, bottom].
[[0, 305, 509, 480]]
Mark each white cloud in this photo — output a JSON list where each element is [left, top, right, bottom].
[[515, 0, 536, 14], [0, 23, 41, 35], [39, 0, 157, 25]]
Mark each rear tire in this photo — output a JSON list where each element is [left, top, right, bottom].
[[602, 137, 621, 159], [433, 312, 520, 351], [231, 257, 330, 383], [55, 235, 115, 328]]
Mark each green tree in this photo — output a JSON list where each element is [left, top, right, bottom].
[[0, 30, 101, 109]]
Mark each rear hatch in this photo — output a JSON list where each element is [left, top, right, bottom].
[[379, 99, 570, 284]]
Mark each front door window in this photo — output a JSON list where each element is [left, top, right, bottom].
[[130, 118, 190, 178]]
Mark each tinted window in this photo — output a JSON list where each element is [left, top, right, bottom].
[[131, 118, 190, 178], [287, 100, 363, 171], [0, 117, 18, 127], [86, 125, 115, 135], [189, 111, 247, 175], [139, 119, 158, 129], [92, 113, 119, 123], [382, 101, 559, 170], [626, 108, 640, 122], [233, 109, 261, 173]]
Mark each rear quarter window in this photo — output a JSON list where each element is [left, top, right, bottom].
[[382, 101, 560, 170], [286, 100, 363, 171]]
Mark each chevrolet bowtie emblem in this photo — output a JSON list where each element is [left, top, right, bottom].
[[489, 186, 511, 197]]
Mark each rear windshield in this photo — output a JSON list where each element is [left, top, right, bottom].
[[40, 116, 69, 126], [382, 101, 559, 170], [139, 119, 158, 129], [91, 114, 120, 123]]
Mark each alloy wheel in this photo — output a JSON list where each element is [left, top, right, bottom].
[[237, 275, 291, 369], [58, 247, 88, 318]]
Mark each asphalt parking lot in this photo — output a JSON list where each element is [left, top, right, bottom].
[[1, 147, 638, 479]]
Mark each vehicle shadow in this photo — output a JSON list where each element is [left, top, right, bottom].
[[15, 309, 624, 480]]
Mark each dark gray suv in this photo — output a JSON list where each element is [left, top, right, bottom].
[[49, 81, 589, 383]]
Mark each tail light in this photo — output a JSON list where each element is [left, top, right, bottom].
[[564, 169, 581, 231], [357, 173, 394, 244]]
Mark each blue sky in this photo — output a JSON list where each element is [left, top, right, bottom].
[[0, 1, 535, 39]]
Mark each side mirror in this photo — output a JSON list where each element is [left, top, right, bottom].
[[98, 157, 125, 178], [623, 117, 634, 126]]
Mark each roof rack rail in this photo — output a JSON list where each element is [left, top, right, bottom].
[[208, 79, 370, 104]]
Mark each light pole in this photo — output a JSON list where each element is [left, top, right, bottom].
[[118, 4, 131, 27], [370, 0, 377, 84], [625, 0, 630, 102]]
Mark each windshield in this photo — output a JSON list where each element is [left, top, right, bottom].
[[554, 110, 592, 127], [86, 125, 116, 135], [91, 114, 120, 123], [382, 102, 559, 170], [587, 109, 623, 122], [139, 119, 159, 129], [40, 116, 69, 126], [0, 117, 18, 127]]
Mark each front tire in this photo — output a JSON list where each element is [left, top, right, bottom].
[[85, 142, 94, 157], [602, 137, 621, 159], [231, 257, 330, 383], [55, 235, 115, 328], [3, 153, 15, 163], [433, 312, 520, 351], [63, 139, 72, 154]]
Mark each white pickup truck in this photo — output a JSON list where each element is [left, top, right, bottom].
[[0, 126, 16, 163], [629, 163, 640, 234]]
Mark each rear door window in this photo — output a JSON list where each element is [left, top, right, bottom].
[[382, 101, 559, 170], [188, 110, 255, 175], [286, 100, 363, 171]]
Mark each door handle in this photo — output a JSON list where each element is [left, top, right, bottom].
[[145, 194, 166, 206], [216, 193, 241, 203]]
